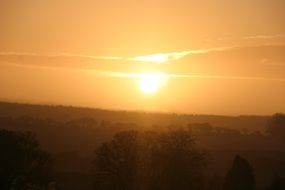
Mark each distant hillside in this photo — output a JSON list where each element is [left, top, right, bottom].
[[0, 101, 269, 132]]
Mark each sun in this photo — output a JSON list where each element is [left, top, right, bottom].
[[139, 72, 167, 94]]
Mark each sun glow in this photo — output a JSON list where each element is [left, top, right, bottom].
[[139, 72, 168, 94]]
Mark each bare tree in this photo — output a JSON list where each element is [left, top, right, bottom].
[[0, 130, 53, 190], [91, 128, 207, 190]]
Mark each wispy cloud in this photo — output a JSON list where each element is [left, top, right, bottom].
[[0, 47, 233, 66], [203, 34, 285, 43], [0, 51, 124, 60], [4, 44, 283, 66], [83, 69, 285, 82], [108, 71, 285, 82], [1, 44, 284, 70], [2, 55, 285, 83], [0, 47, 233, 64], [244, 34, 285, 40], [129, 47, 233, 64], [244, 34, 285, 39], [167, 73, 285, 81]]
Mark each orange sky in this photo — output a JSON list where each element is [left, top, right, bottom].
[[1, 0, 285, 115]]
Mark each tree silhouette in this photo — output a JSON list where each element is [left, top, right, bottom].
[[208, 175, 223, 190], [92, 131, 142, 190], [267, 176, 282, 190], [267, 113, 285, 141], [148, 128, 207, 190], [0, 130, 53, 190], [91, 128, 207, 190], [223, 155, 255, 190]]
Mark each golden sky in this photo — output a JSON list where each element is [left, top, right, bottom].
[[1, 0, 285, 115]]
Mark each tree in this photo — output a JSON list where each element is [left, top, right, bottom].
[[188, 123, 213, 135], [267, 176, 282, 190], [148, 128, 207, 190], [208, 175, 223, 190], [223, 155, 255, 190], [91, 131, 143, 190], [91, 128, 207, 190], [267, 113, 285, 140], [0, 130, 54, 190]]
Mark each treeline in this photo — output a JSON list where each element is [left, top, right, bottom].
[[0, 102, 269, 132], [0, 114, 284, 153], [0, 114, 285, 189], [0, 128, 284, 190]]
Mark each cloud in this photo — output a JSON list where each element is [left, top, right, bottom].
[[1, 45, 285, 81], [1, 44, 284, 67], [0, 51, 124, 60], [130, 47, 233, 64], [0, 47, 233, 66], [244, 34, 285, 40], [4, 60, 285, 84], [202, 34, 285, 44], [167, 73, 285, 81], [0, 51, 133, 72], [0, 45, 285, 73], [87, 70, 285, 82], [102, 71, 285, 82]]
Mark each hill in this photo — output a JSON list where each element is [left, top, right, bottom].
[[0, 101, 269, 132]]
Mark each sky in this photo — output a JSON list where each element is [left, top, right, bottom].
[[1, 0, 285, 115]]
